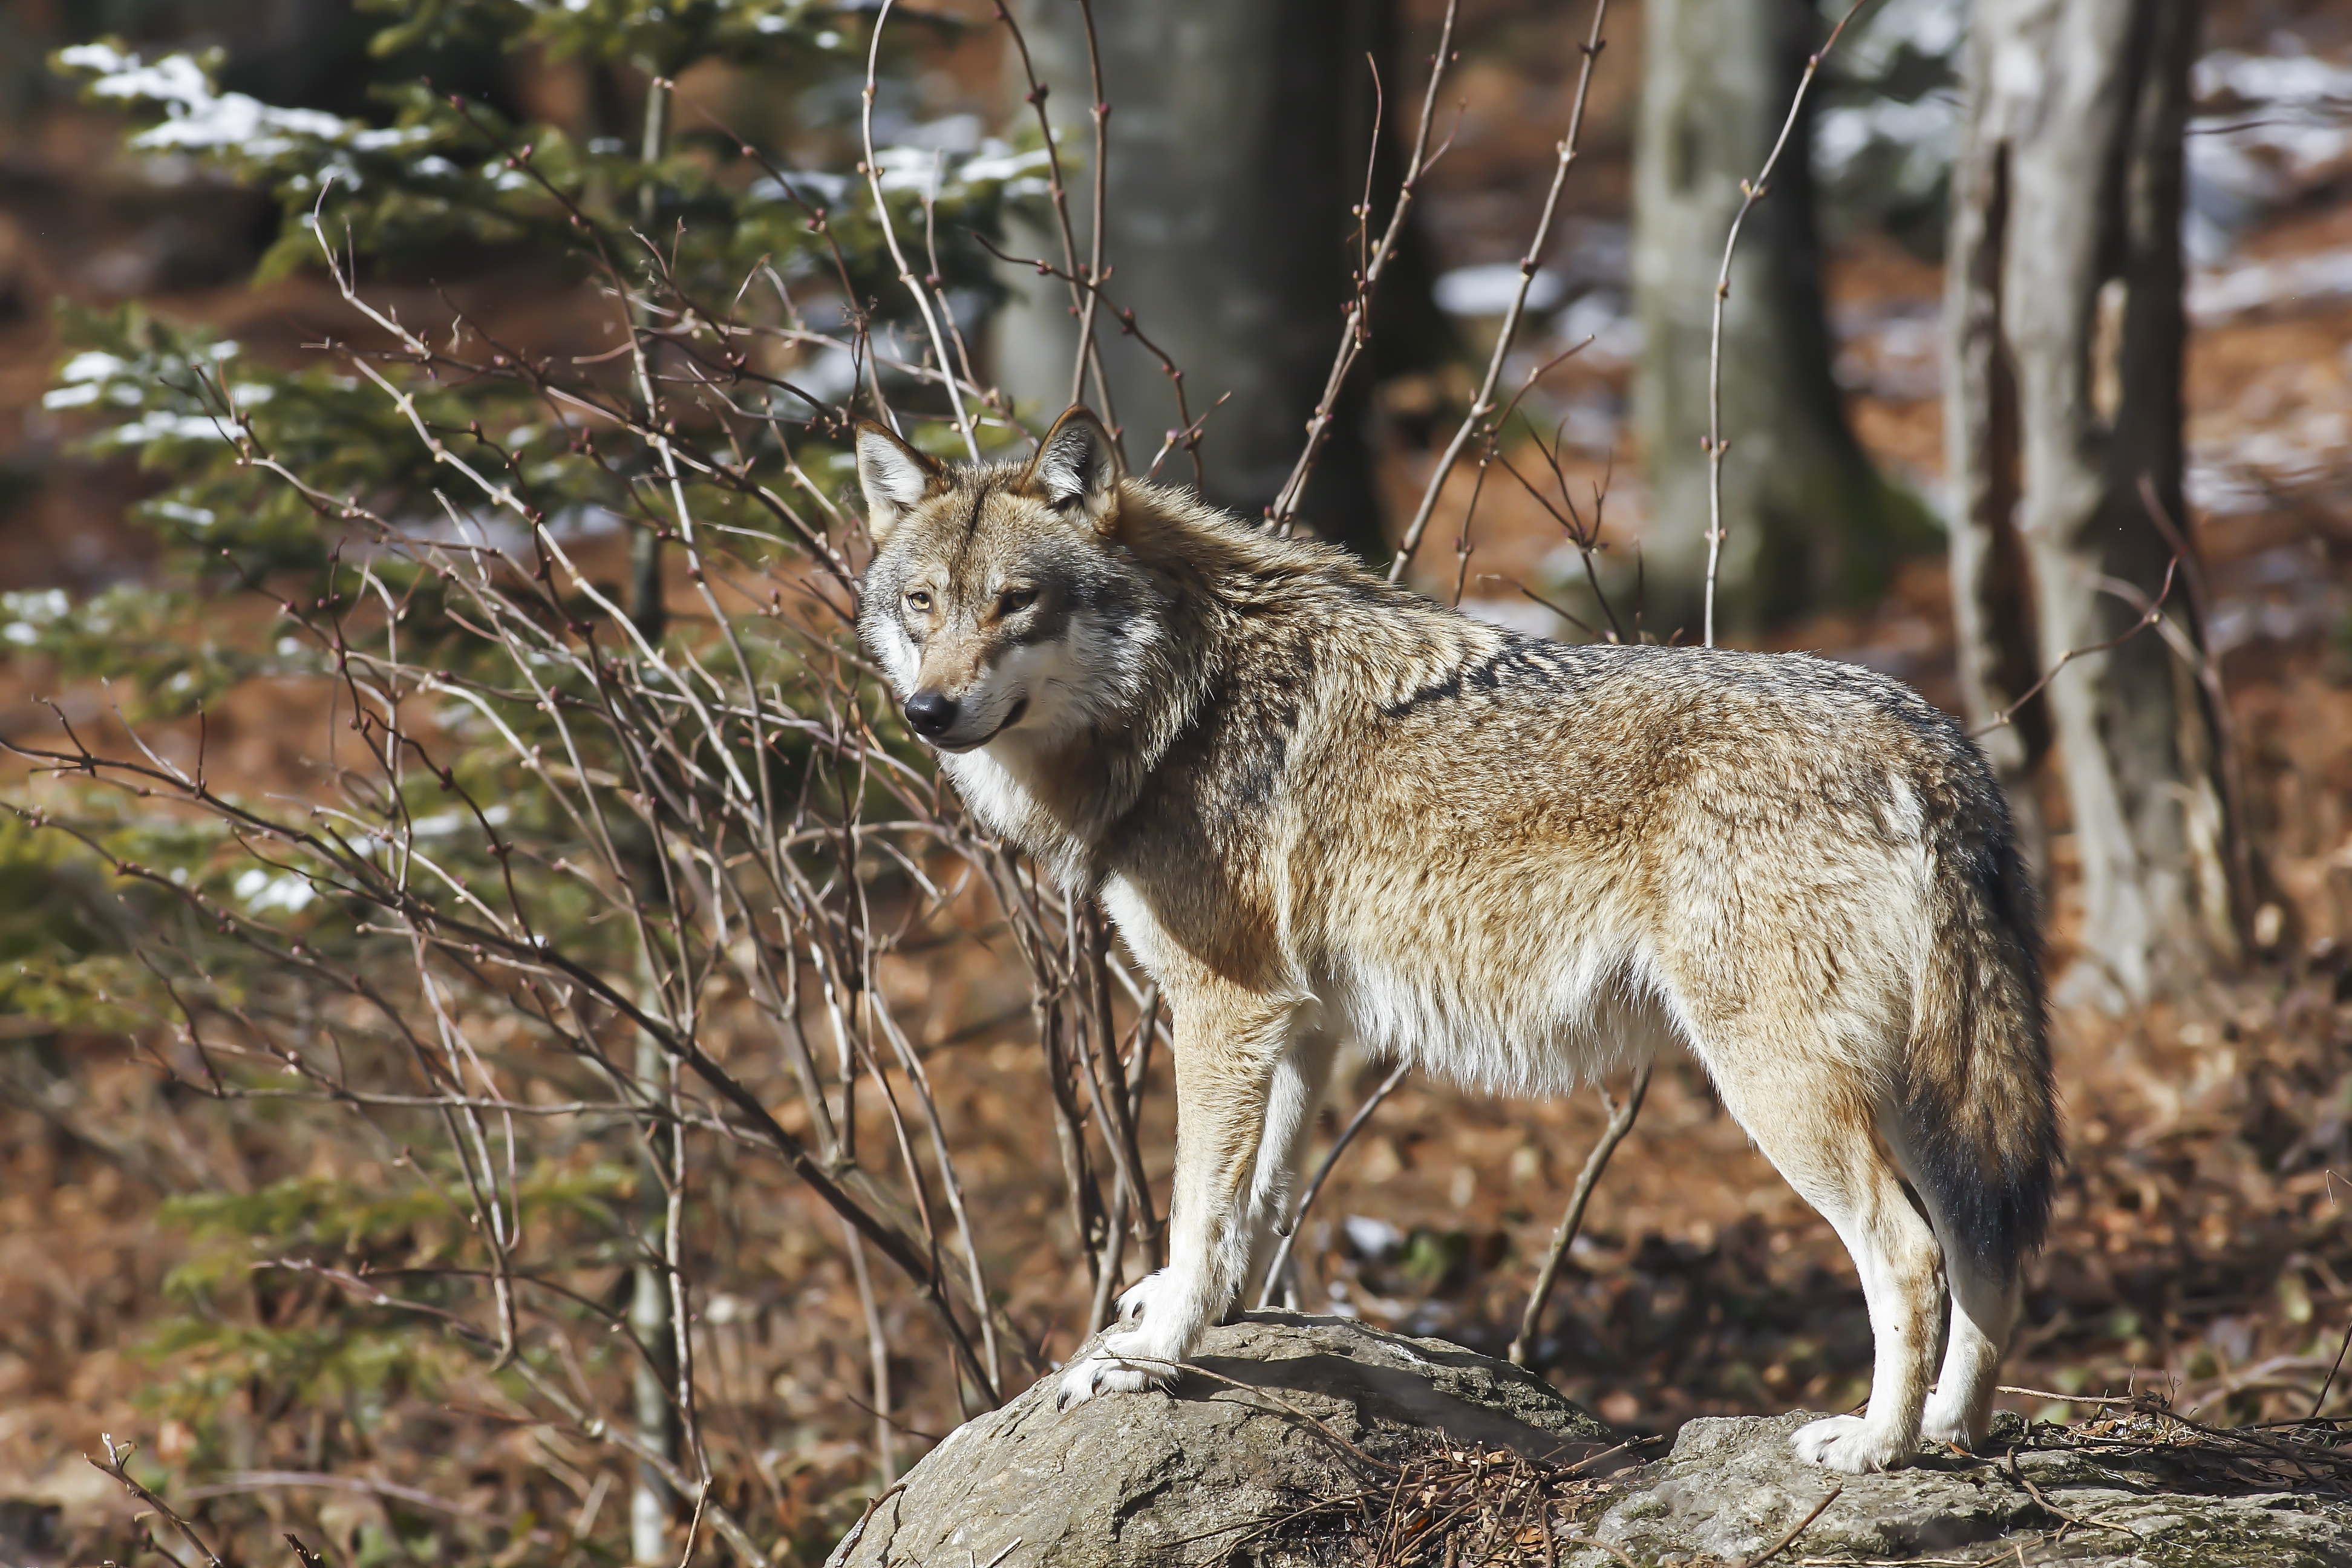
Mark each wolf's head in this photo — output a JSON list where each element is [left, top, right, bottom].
[[855, 407, 1162, 754]]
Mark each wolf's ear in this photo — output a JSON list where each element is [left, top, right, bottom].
[[1024, 406, 1124, 534], [856, 420, 946, 548]]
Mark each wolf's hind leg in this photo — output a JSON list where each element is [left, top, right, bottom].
[[1702, 1036, 1943, 1474], [1883, 1119, 2025, 1448], [1920, 1247, 2021, 1448], [1235, 1033, 1340, 1314]]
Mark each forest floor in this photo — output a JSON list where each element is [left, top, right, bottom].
[[3, 1, 2352, 1563]]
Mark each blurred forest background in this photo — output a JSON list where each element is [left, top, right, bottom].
[[1, 0, 2351, 1563]]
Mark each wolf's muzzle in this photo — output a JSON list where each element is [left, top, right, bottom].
[[904, 689, 958, 739]]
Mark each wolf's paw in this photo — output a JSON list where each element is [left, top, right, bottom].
[[1920, 1394, 1986, 1451], [1792, 1414, 1912, 1474], [1054, 1324, 1178, 1410], [1114, 1268, 1178, 1324]]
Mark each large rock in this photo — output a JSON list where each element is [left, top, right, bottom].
[[831, 1315, 2352, 1567], [825, 1312, 1612, 1566], [1588, 1411, 2352, 1567]]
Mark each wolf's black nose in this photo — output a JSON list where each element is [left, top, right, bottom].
[[904, 690, 958, 739]]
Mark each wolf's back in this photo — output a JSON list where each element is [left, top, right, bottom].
[[1902, 784, 2059, 1279]]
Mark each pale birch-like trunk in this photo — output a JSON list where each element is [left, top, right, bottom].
[[1945, 0, 2237, 1007]]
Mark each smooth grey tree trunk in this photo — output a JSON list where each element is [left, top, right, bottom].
[[991, 0, 1392, 554], [1944, 60, 2051, 877], [1632, 0, 1932, 638], [1945, 0, 2236, 1007]]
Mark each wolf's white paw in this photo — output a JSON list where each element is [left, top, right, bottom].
[[1114, 1268, 1178, 1323], [1920, 1394, 1984, 1450], [1792, 1414, 1912, 1474], [1054, 1324, 1178, 1410]]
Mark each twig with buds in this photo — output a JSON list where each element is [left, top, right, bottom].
[[1390, 0, 1610, 584], [1700, 0, 1878, 647]]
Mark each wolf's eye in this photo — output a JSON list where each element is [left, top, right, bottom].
[[996, 587, 1038, 616], [903, 589, 932, 614]]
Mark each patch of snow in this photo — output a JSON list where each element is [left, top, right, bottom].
[[1342, 1215, 1403, 1261], [1837, 0, 1965, 79], [1550, 288, 1641, 365], [950, 140, 1050, 197], [1814, 91, 1959, 194], [58, 351, 129, 383], [889, 114, 981, 155], [151, 500, 218, 529], [2189, 249, 2352, 323], [1833, 303, 1942, 400], [234, 867, 317, 914], [2, 588, 70, 646], [1434, 264, 1566, 318], [102, 411, 234, 446], [750, 168, 849, 206], [2186, 44, 2352, 260], [2194, 45, 2352, 111], [786, 342, 862, 405]]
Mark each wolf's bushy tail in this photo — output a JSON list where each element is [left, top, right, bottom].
[[1903, 815, 2060, 1282]]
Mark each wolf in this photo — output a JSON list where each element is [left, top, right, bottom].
[[853, 406, 2059, 1474]]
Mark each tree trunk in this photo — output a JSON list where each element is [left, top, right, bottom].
[[1945, 0, 2237, 1007], [991, 0, 1406, 555], [629, 1028, 679, 1565], [1944, 79, 2052, 879], [1631, 0, 1933, 639]]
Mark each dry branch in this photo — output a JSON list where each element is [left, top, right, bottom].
[[1700, 0, 1880, 647], [1390, 0, 1610, 585], [1511, 1063, 1652, 1367]]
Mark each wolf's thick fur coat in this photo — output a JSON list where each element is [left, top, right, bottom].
[[854, 409, 2059, 1474]]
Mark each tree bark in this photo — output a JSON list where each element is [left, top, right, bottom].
[[991, 0, 1416, 555], [1945, 0, 2237, 1007], [1632, 0, 1933, 639], [1945, 98, 2052, 878]]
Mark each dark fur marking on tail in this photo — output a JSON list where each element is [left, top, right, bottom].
[[1904, 823, 2060, 1281]]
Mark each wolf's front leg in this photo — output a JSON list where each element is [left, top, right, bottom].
[[1236, 1033, 1341, 1313], [1056, 994, 1299, 1408]]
